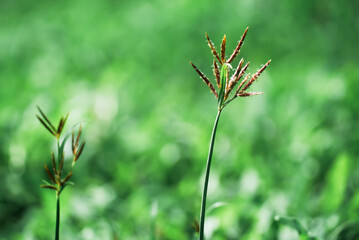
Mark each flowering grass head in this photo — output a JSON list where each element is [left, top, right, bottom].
[[190, 27, 271, 110], [37, 106, 85, 196]]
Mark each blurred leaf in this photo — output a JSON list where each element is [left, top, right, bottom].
[[206, 201, 228, 215], [321, 153, 350, 212], [57, 131, 72, 162], [274, 216, 318, 240]]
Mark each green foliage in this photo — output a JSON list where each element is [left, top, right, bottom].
[[321, 153, 350, 212], [0, 0, 358, 239], [274, 216, 318, 240]]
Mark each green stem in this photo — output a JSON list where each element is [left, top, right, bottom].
[[199, 109, 222, 240], [55, 194, 60, 240]]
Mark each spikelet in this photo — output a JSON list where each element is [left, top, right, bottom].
[[213, 60, 220, 88], [72, 124, 86, 165], [220, 35, 226, 64], [225, 59, 245, 99], [227, 27, 248, 64], [234, 74, 251, 96], [205, 33, 222, 65], [240, 60, 271, 93], [44, 164, 56, 184], [237, 92, 264, 97], [36, 106, 68, 139], [231, 62, 250, 95], [190, 62, 218, 98], [41, 185, 58, 190], [231, 58, 244, 83], [61, 172, 73, 184]]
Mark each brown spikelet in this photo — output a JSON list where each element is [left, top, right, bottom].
[[36, 115, 56, 136], [234, 62, 250, 89], [190, 62, 218, 98], [205, 33, 222, 65], [41, 185, 58, 190], [241, 60, 271, 93], [238, 92, 264, 97], [37, 106, 56, 133], [236, 62, 250, 81], [226, 59, 244, 98], [213, 60, 220, 88], [225, 65, 230, 95], [220, 35, 226, 63], [225, 61, 249, 99], [56, 113, 68, 138], [227, 27, 248, 64], [62, 172, 73, 184], [235, 74, 251, 96], [231, 58, 244, 81], [44, 164, 56, 184], [56, 119, 63, 137], [75, 125, 82, 149], [75, 141, 86, 162]]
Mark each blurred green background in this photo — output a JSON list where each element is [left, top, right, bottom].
[[1, 0, 358, 239]]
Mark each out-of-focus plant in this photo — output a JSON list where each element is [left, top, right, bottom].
[[190, 27, 271, 240], [36, 106, 85, 240], [274, 216, 318, 240]]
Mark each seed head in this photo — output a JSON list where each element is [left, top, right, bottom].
[[36, 106, 68, 139], [190, 28, 270, 109]]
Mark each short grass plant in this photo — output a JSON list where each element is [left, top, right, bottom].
[[36, 106, 85, 240], [190, 27, 271, 239]]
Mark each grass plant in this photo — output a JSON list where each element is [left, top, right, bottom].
[[190, 27, 271, 239], [36, 106, 85, 240]]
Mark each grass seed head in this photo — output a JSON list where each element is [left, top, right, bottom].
[[190, 28, 270, 109], [36, 106, 68, 139], [72, 124, 86, 164]]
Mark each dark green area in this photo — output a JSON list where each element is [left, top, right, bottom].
[[0, 0, 358, 239]]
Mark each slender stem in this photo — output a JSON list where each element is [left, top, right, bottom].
[[199, 109, 222, 240], [55, 194, 60, 240]]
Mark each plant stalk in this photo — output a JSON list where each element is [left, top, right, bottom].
[[199, 109, 222, 240], [55, 194, 60, 240]]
